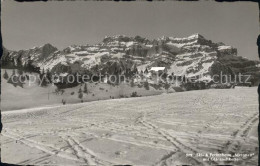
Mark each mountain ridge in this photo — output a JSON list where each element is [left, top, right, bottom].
[[2, 33, 260, 86]]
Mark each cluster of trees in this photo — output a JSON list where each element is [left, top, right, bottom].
[[39, 69, 52, 87], [78, 83, 88, 100], [54, 69, 96, 89], [1, 54, 16, 69], [181, 81, 208, 91], [3, 69, 26, 88], [130, 91, 139, 97], [2, 55, 54, 88], [2, 55, 40, 73], [138, 68, 149, 76]]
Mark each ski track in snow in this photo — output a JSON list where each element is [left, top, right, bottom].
[[1, 88, 259, 166]]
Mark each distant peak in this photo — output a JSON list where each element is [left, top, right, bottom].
[[158, 36, 169, 40], [160, 33, 205, 41], [186, 33, 204, 39], [104, 35, 128, 40], [103, 35, 130, 43], [30, 43, 57, 50], [187, 33, 203, 38], [42, 43, 57, 49], [191, 33, 199, 36]]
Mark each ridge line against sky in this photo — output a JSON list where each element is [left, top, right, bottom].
[[2, 1, 259, 60]]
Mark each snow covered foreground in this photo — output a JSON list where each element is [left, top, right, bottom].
[[1, 88, 258, 166]]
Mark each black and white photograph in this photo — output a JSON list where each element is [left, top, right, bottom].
[[1, 1, 259, 165]]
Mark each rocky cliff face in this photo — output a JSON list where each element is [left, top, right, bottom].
[[2, 34, 260, 85]]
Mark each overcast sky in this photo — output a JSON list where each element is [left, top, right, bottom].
[[2, 1, 259, 60]]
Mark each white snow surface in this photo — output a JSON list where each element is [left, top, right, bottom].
[[218, 45, 232, 50], [1, 87, 258, 166]]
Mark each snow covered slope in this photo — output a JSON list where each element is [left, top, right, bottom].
[[2, 87, 258, 165]]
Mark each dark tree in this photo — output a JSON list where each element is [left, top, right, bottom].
[[130, 79, 135, 87], [16, 78, 24, 88], [144, 81, 149, 90], [41, 68, 45, 75], [131, 91, 138, 97], [78, 92, 83, 99], [17, 69, 23, 76], [164, 83, 171, 93], [62, 99, 66, 105], [46, 69, 52, 83], [16, 56, 23, 70], [78, 87, 82, 94], [20, 75, 26, 83], [144, 68, 148, 74], [3, 70, 9, 80], [39, 72, 49, 87], [83, 83, 88, 94], [182, 75, 186, 82]]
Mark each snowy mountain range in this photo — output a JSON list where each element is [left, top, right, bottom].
[[2, 33, 260, 85]]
